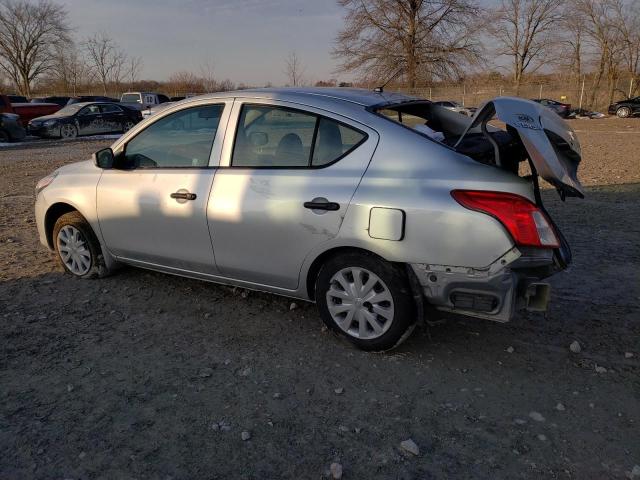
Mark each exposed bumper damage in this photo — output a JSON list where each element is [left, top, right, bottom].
[[411, 247, 555, 322]]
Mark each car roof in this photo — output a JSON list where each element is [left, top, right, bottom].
[[190, 87, 416, 107]]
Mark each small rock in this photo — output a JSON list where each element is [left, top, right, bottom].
[[224, 359, 231, 365], [330, 462, 343, 479], [198, 367, 214, 378], [400, 439, 420, 456], [624, 352, 633, 359], [595, 365, 607, 373], [529, 411, 545, 422], [354, 427, 362, 434], [66, 384, 74, 392], [506, 346, 514, 353], [78, 451, 86, 459], [273, 392, 282, 399], [241, 431, 251, 441], [630, 465, 640, 478], [204, 312, 211, 318], [514, 418, 527, 425], [555, 403, 566, 411], [537, 434, 547, 441], [569, 341, 581, 353], [239, 367, 251, 377], [240, 290, 249, 298], [334, 387, 344, 395], [338, 425, 349, 432], [289, 302, 297, 311], [210, 422, 220, 431]]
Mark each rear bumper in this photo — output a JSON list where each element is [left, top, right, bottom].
[[410, 247, 558, 322], [0, 124, 26, 141]]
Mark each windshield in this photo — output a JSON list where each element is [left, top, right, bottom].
[[121, 94, 141, 103], [55, 104, 83, 116]]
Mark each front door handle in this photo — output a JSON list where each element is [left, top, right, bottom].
[[303, 200, 340, 211], [170, 191, 197, 201]]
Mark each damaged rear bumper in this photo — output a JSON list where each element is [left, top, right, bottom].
[[410, 247, 557, 322]]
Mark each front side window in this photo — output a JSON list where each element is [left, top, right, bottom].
[[79, 105, 100, 115], [100, 104, 122, 114], [231, 104, 366, 168], [122, 104, 223, 168]]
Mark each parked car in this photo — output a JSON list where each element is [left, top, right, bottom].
[[433, 100, 476, 116], [531, 98, 571, 118], [7, 94, 28, 103], [607, 96, 640, 118], [28, 102, 142, 139], [67, 96, 119, 105], [31, 96, 71, 107], [0, 112, 26, 142], [34, 89, 583, 351], [0, 94, 61, 126], [120, 92, 171, 110]]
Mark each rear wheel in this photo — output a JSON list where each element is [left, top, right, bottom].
[[60, 123, 78, 139], [616, 106, 631, 118], [315, 252, 416, 351], [53, 211, 110, 279], [0, 130, 9, 142], [122, 120, 135, 132]]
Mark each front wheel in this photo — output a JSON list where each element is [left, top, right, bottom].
[[616, 106, 631, 118], [315, 252, 416, 351], [60, 123, 78, 139], [53, 211, 110, 279]]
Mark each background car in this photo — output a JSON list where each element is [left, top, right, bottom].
[[67, 96, 119, 105], [531, 98, 571, 118], [31, 96, 71, 107], [28, 102, 142, 139], [0, 112, 26, 142], [433, 100, 476, 116], [7, 94, 28, 103], [608, 96, 640, 118]]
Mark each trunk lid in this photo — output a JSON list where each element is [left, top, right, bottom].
[[463, 97, 584, 199]]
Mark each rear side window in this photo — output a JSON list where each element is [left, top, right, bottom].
[[121, 93, 140, 103], [123, 104, 223, 168], [100, 104, 122, 113], [231, 104, 366, 168]]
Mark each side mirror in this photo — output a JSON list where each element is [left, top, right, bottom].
[[93, 147, 114, 169]]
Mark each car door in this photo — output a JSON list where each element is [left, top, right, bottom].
[[96, 101, 232, 273], [76, 104, 104, 135], [99, 104, 126, 132], [207, 100, 378, 289]]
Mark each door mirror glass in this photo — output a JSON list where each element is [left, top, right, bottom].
[[93, 147, 114, 169]]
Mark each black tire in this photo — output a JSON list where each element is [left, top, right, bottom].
[[616, 106, 631, 118], [315, 251, 416, 351], [52, 211, 111, 279], [122, 120, 135, 132], [0, 129, 10, 142], [60, 123, 78, 139]]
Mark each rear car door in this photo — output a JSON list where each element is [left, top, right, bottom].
[[99, 104, 127, 132], [96, 101, 232, 273], [207, 100, 378, 289], [76, 105, 102, 135]]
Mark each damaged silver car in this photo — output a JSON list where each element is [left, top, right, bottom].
[[34, 88, 583, 351]]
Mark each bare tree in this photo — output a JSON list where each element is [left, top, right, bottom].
[[0, 0, 70, 96], [557, 0, 588, 90], [84, 32, 128, 95], [284, 51, 306, 86], [489, 0, 561, 94], [612, 0, 640, 96], [127, 56, 143, 87], [51, 43, 91, 95], [333, 0, 482, 89]]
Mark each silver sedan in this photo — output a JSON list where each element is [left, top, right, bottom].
[[34, 88, 584, 350]]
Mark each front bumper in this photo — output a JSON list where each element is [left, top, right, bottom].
[[35, 191, 50, 249], [411, 247, 556, 322], [27, 124, 59, 138]]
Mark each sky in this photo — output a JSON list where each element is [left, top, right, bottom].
[[57, 0, 349, 86]]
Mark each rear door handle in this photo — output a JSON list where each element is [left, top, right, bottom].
[[303, 201, 340, 211], [170, 191, 197, 201]]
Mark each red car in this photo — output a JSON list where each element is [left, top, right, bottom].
[[0, 94, 61, 126]]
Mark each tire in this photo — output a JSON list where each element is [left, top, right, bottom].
[[0, 129, 9, 142], [52, 211, 110, 279], [315, 251, 416, 351], [616, 106, 631, 118], [122, 120, 135, 132], [60, 123, 78, 139]]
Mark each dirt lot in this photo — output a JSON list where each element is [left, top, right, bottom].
[[1, 119, 639, 479]]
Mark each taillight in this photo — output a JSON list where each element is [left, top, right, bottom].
[[451, 190, 559, 248]]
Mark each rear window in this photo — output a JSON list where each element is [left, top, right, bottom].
[[121, 94, 141, 103]]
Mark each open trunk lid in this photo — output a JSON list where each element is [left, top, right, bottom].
[[459, 97, 584, 199]]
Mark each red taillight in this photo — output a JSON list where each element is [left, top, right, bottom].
[[451, 190, 559, 248]]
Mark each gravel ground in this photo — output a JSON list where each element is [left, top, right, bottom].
[[1, 119, 639, 479]]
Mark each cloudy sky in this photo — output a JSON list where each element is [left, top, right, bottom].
[[57, 0, 348, 86]]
